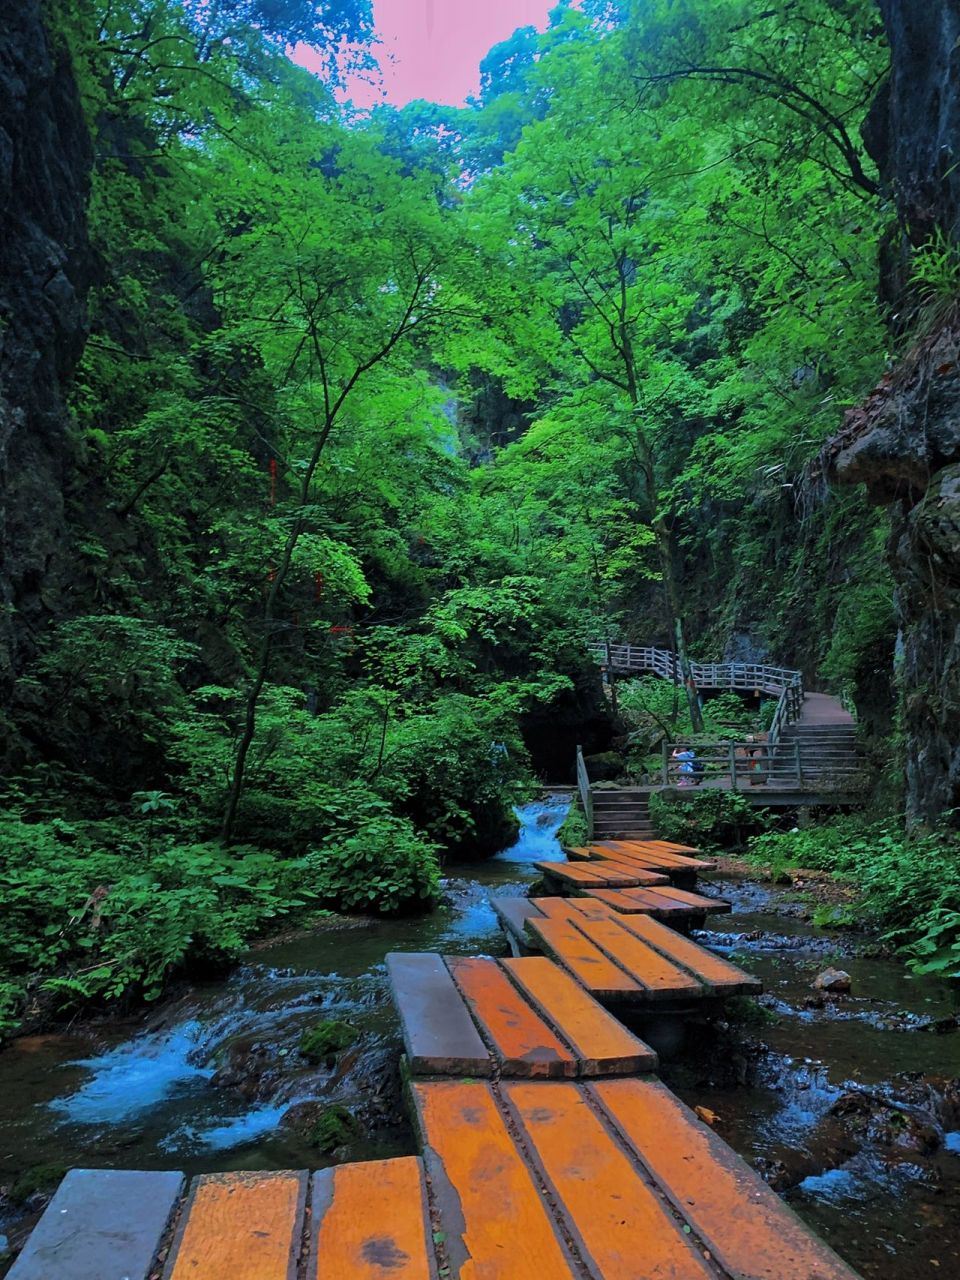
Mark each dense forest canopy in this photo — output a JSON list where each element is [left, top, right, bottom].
[[3, 0, 960, 1029]]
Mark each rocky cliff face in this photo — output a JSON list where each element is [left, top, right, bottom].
[[0, 1, 92, 699], [827, 1, 960, 825]]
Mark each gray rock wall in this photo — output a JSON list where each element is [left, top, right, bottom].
[[0, 1, 92, 695]]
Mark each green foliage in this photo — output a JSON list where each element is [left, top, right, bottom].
[[909, 228, 960, 332], [746, 817, 960, 976], [16, 0, 920, 1022], [557, 798, 589, 849], [0, 811, 323, 1033], [303, 815, 441, 914], [649, 790, 768, 849]]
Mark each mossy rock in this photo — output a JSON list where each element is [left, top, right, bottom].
[[299, 1019, 357, 1063], [11, 1163, 67, 1203], [305, 1103, 357, 1153], [583, 751, 624, 781]]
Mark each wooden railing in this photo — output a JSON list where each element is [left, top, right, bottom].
[[660, 738, 865, 789], [661, 740, 800, 788], [590, 642, 802, 697], [575, 744, 594, 841]]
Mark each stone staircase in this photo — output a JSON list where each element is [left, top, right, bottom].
[[770, 693, 862, 785], [591, 788, 654, 840]]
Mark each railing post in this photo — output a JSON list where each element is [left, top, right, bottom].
[[662, 741, 670, 786], [728, 741, 737, 790], [795, 739, 803, 787]]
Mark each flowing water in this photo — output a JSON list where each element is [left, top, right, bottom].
[[3, 800, 960, 1277]]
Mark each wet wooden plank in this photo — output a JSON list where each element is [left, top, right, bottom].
[[604, 841, 716, 870], [591, 1078, 862, 1280], [574, 915, 705, 1001], [584, 886, 698, 917], [492, 896, 543, 942], [535, 860, 650, 888], [525, 914, 641, 999], [446, 956, 577, 1078], [501, 955, 658, 1074], [310, 1158, 435, 1279], [618, 838, 702, 854], [410, 1080, 578, 1280], [503, 1082, 716, 1280], [9, 1169, 184, 1280], [535, 859, 615, 885], [567, 850, 669, 883], [385, 953, 492, 1077], [645, 884, 732, 912], [584, 844, 701, 875], [582, 887, 705, 919], [614, 912, 762, 995], [530, 895, 610, 921], [165, 1170, 306, 1280]]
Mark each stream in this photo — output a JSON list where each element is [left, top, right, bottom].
[[3, 798, 960, 1277]]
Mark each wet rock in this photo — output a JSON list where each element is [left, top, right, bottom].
[[813, 968, 852, 993], [281, 1101, 357, 1154], [299, 1020, 357, 1065], [209, 1038, 283, 1101]]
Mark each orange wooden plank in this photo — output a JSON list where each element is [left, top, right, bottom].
[[583, 887, 702, 918], [585, 848, 672, 877], [310, 1158, 434, 1280], [574, 915, 704, 1000], [446, 957, 577, 1078], [525, 915, 641, 1000], [411, 1081, 578, 1280], [574, 852, 669, 884], [531, 896, 611, 922], [614, 913, 761, 995], [166, 1171, 306, 1280], [648, 884, 731, 912], [606, 841, 715, 870], [501, 956, 657, 1074], [503, 1082, 716, 1280], [601, 839, 713, 865], [598, 887, 693, 914], [591, 1079, 861, 1280], [535, 859, 611, 884], [588, 845, 698, 874], [617, 838, 702, 854], [535, 860, 649, 888]]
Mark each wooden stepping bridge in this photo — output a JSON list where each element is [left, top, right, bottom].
[[12, 1093, 861, 1280], [521, 897, 759, 1005], [540, 839, 716, 891], [387, 951, 658, 1077], [12, 831, 861, 1280]]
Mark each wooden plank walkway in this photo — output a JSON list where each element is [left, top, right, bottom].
[[561, 842, 716, 888], [412, 1077, 861, 1280], [522, 897, 760, 1005], [495, 884, 729, 951], [12, 824, 859, 1280], [386, 952, 658, 1076]]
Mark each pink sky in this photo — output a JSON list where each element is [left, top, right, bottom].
[[294, 0, 558, 108]]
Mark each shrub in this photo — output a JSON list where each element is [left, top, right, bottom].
[[649, 790, 768, 850], [557, 797, 589, 849], [745, 816, 960, 977], [0, 813, 319, 1035], [302, 812, 441, 913]]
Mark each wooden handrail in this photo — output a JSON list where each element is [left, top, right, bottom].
[[575, 744, 594, 841], [590, 642, 803, 697]]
